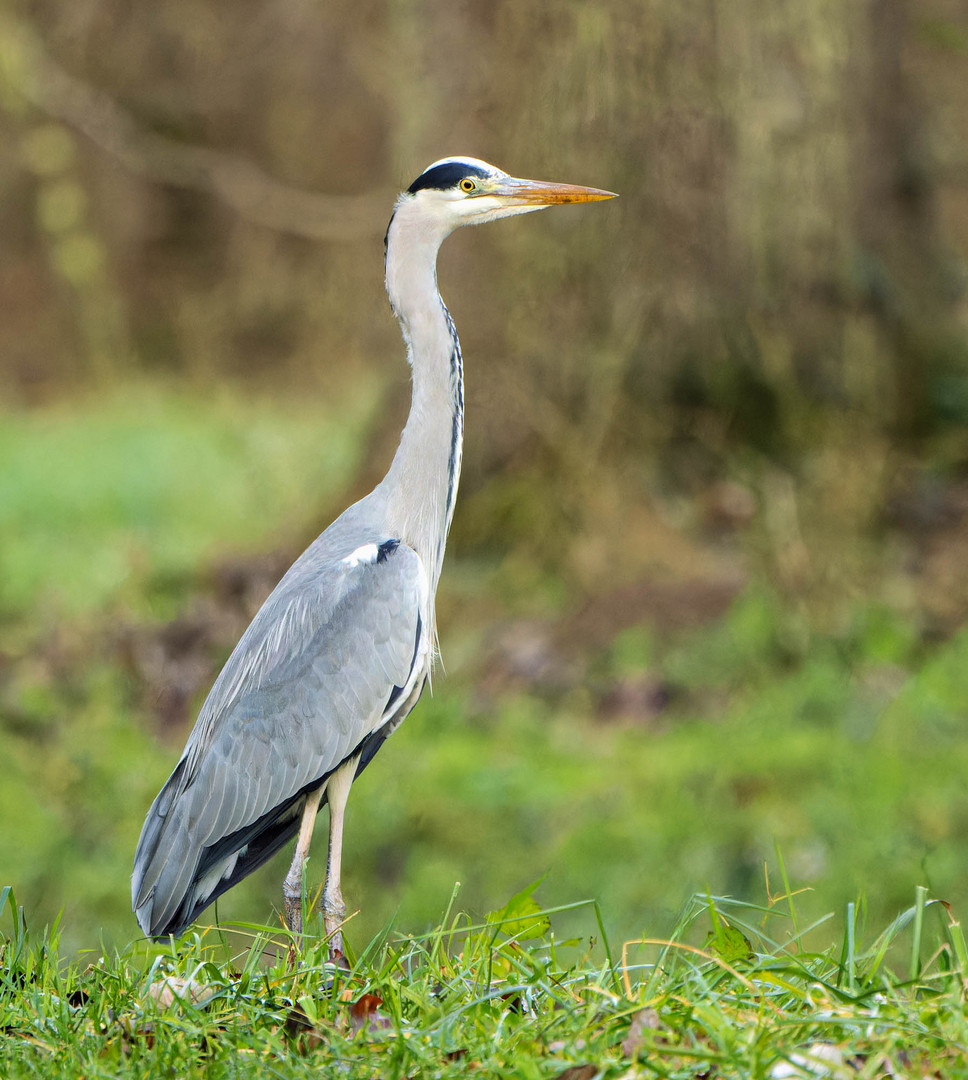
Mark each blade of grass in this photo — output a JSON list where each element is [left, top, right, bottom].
[[593, 898, 620, 994], [909, 884, 928, 981], [941, 901, 968, 974], [773, 844, 801, 949], [844, 901, 856, 994]]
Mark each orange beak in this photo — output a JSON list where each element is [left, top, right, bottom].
[[494, 176, 618, 206]]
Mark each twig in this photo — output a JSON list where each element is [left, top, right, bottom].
[[0, 13, 386, 241]]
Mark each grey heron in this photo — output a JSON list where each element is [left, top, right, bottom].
[[132, 157, 615, 952]]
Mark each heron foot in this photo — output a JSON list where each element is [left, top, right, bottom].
[[283, 872, 307, 936], [322, 892, 346, 962]]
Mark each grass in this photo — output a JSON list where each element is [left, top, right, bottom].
[[0, 381, 383, 953], [8, 603, 968, 956], [0, 381, 379, 620], [2, 880, 966, 1078], [3, 383, 968, 955], [5, 382, 968, 1073]]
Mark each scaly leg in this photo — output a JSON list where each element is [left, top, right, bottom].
[[282, 786, 323, 936], [321, 759, 355, 960]]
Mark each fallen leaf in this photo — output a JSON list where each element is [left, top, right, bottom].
[[552, 1066, 600, 1080], [348, 993, 392, 1037], [621, 1007, 661, 1058]]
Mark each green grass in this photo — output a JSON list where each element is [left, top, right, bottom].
[[8, 603, 968, 957], [0, 382, 379, 620], [2, 881, 966, 1078], [5, 383, 968, 1069], [0, 381, 383, 954]]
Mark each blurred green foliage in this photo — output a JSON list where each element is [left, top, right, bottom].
[[2, 395, 968, 957], [1, 0, 967, 956], [0, 385, 377, 618]]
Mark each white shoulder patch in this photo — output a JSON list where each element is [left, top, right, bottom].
[[341, 543, 380, 569]]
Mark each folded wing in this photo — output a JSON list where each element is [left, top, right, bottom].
[[132, 536, 428, 937]]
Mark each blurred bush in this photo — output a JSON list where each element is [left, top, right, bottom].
[[1, 1, 966, 626]]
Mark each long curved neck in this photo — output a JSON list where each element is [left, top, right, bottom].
[[380, 203, 464, 591]]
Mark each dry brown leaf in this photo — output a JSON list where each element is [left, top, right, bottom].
[[621, 1008, 661, 1058], [348, 993, 392, 1038], [552, 1066, 600, 1080]]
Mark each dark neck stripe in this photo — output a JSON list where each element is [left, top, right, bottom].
[[440, 306, 464, 558]]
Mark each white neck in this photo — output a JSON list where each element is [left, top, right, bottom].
[[379, 199, 464, 591]]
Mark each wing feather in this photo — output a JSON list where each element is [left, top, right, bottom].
[[132, 536, 429, 934]]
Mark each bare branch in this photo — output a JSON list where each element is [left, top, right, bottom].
[[1, 14, 387, 241]]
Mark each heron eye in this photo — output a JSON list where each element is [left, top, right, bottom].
[[459, 178, 476, 193]]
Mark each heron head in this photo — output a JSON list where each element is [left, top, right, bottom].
[[400, 156, 616, 233]]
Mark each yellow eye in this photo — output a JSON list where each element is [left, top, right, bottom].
[[459, 178, 476, 193]]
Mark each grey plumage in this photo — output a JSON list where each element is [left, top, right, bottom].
[[132, 157, 615, 943], [133, 498, 429, 936]]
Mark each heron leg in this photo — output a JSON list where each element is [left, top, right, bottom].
[[283, 786, 323, 936], [321, 759, 355, 959]]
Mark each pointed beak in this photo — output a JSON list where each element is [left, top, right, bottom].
[[493, 176, 618, 206]]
